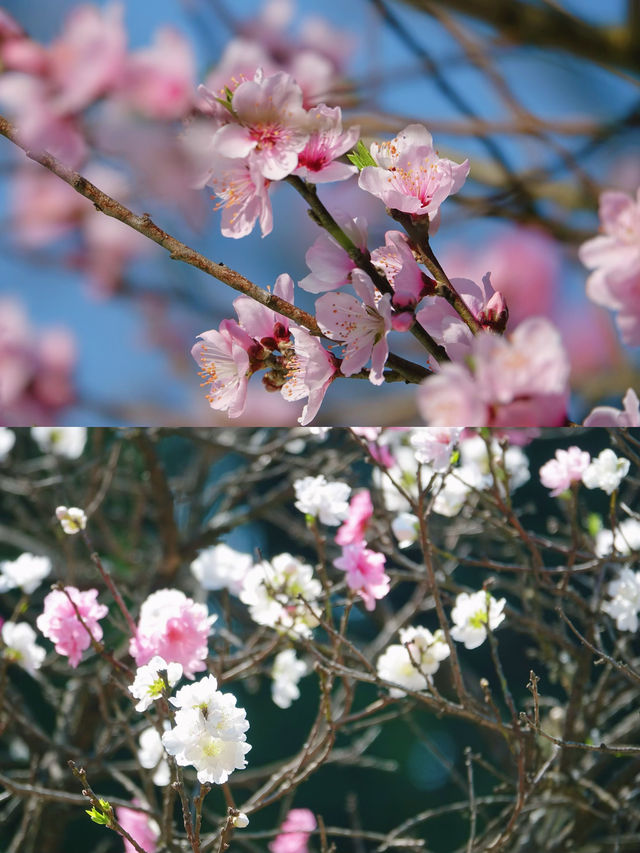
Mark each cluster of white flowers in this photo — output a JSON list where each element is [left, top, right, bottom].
[[595, 518, 640, 557], [190, 543, 252, 596], [450, 590, 506, 649], [582, 449, 630, 495], [0, 428, 16, 461], [240, 553, 322, 637], [0, 552, 51, 594], [55, 506, 87, 535], [31, 427, 87, 459], [129, 656, 183, 712], [293, 475, 351, 525], [162, 675, 251, 785], [601, 568, 640, 631], [271, 649, 308, 708], [1, 622, 46, 675], [377, 626, 450, 696]]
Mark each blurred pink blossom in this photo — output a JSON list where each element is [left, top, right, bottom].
[[418, 317, 570, 426], [269, 808, 317, 853], [36, 586, 108, 668], [335, 490, 374, 546], [334, 541, 390, 611], [0, 10, 48, 74], [117, 803, 159, 853], [539, 447, 591, 496], [583, 388, 640, 426]]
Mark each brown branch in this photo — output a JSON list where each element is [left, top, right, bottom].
[[0, 112, 322, 336]]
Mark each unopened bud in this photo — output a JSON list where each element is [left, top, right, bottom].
[[479, 291, 509, 333]]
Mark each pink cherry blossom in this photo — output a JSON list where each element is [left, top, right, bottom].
[[234, 274, 293, 344], [583, 388, 640, 426], [117, 803, 159, 853], [371, 230, 428, 309], [416, 274, 507, 361], [299, 216, 367, 293], [209, 69, 309, 181], [36, 587, 108, 668], [280, 326, 339, 425], [269, 808, 317, 853], [207, 155, 274, 239], [418, 317, 570, 427], [539, 447, 591, 496], [579, 189, 640, 345], [294, 105, 359, 183], [334, 541, 390, 611], [48, 1, 127, 115], [11, 165, 87, 248], [358, 124, 469, 219], [316, 270, 392, 385], [129, 589, 212, 680], [118, 28, 195, 120], [0, 10, 48, 74], [192, 319, 255, 418], [335, 490, 374, 546]]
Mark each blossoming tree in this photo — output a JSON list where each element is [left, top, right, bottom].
[[2, 425, 640, 851]]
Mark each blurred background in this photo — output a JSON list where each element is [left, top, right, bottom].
[[0, 0, 638, 425]]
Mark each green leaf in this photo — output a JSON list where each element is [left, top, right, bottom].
[[587, 513, 602, 538], [347, 139, 377, 171], [85, 799, 113, 826]]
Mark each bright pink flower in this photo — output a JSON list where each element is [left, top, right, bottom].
[[334, 542, 390, 611], [270, 809, 317, 853], [118, 28, 195, 120], [418, 318, 570, 427], [281, 326, 338, 425], [209, 69, 309, 181], [416, 274, 507, 361], [192, 319, 254, 418], [294, 105, 359, 183], [299, 216, 367, 293], [583, 388, 640, 426], [117, 803, 159, 853], [234, 274, 293, 344], [36, 587, 108, 668], [316, 270, 392, 385], [358, 124, 469, 220], [579, 189, 640, 345], [539, 447, 591, 496], [371, 230, 427, 309], [129, 589, 212, 680], [335, 490, 374, 546], [48, 1, 127, 114]]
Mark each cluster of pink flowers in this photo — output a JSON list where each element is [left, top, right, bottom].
[[269, 808, 317, 853], [539, 446, 591, 496], [36, 586, 108, 668], [129, 589, 213, 679], [333, 489, 390, 611], [0, 298, 77, 426]]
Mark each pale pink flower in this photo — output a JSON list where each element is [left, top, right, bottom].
[[359, 124, 469, 219], [334, 541, 390, 611], [130, 589, 213, 680], [234, 274, 293, 344], [36, 586, 108, 668], [270, 808, 317, 853], [579, 189, 640, 345], [192, 320, 254, 418], [11, 165, 87, 247], [294, 105, 359, 183], [371, 230, 427, 309], [118, 28, 195, 120], [0, 11, 48, 74], [418, 318, 570, 427], [416, 274, 507, 361], [48, 1, 127, 114], [116, 803, 159, 853], [539, 447, 591, 496], [201, 38, 276, 119], [280, 326, 339, 425], [316, 270, 392, 385], [583, 388, 640, 426], [209, 69, 309, 181], [207, 155, 273, 239], [335, 490, 374, 546], [299, 216, 367, 293]]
